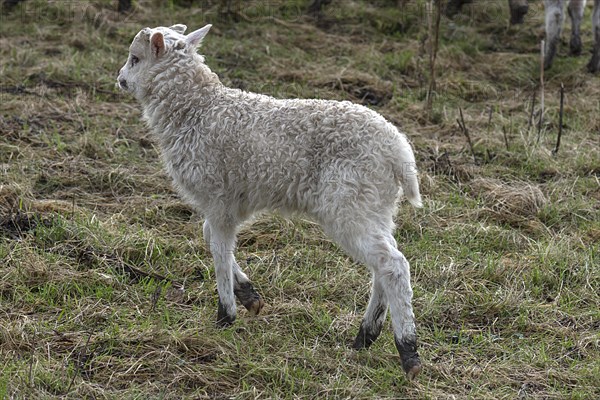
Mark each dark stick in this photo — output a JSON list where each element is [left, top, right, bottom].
[[66, 333, 92, 394], [537, 104, 544, 142], [527, 89, 537, 132], [28, 333, 35, 387], [553, 83, 565, 155], [502, 126, 510, 151], [426, 0, 442, 113], [486, 105, 493, 135], [457, 107, 476, 162]]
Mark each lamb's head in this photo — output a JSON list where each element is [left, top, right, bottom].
[[117, 24, 212, 100]]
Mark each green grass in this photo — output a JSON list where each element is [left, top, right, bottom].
[[1, 0, 599, 398]]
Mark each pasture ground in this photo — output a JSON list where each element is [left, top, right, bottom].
[[1, 0, 599, 398]]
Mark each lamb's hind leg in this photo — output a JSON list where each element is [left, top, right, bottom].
[[338, 229, 421, 379], [568, 0, 586, 55], [203, 221, 264, 316], [379, 238, 421, 380]]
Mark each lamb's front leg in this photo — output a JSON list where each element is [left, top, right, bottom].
[[204, 220, 265, 317], [353, 276, 388, 350], [207, 222, 238, 327]]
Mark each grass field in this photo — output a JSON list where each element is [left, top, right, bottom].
[[1, 0, 599, 398]]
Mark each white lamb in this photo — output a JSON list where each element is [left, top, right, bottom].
[[117, 24, 423, 379]]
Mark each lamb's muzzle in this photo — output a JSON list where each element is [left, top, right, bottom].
[[118, 23, 423, 380]]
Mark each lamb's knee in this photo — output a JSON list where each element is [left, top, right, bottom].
[[378, 257, 413, 296]]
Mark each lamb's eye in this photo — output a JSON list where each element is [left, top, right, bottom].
[[131, 55, 140, 67]]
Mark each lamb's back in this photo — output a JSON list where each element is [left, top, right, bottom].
[[159, 87, 406, 217]]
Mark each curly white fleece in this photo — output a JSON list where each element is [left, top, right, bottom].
[[137, 40, 421, 227], [118, 25, 423, 376]]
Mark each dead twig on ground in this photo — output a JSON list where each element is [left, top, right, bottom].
[[553, 83, 565, 155], [486, 105, 493, 136], [527, 89, 537, 133], [537, 40, 545, 143], [457, 107, 476, 163], [502, 126, 510, 151], [426, 0, 442, 114], [66, 332, 92, 394]]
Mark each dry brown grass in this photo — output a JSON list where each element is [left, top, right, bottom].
[[469, 177, 547, 218]]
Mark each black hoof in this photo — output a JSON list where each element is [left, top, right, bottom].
[[588, 55, 600, 74], [234, 281, 265, 316], [569, 37, 582, 56], [352, 322, 380, 350], [395, 336, 422, 380], [217, 300, 236, 328], [509, 6, 528, 25], [445, 0, 472, 18]]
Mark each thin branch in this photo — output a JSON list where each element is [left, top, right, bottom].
[[486, 105, 493, 135], [527, 89, 537, 132], [66, 332, 92, 394], [426, 0, 442, 113], [502, 125, 510, 151], [553, 83, 565, 155], [537, 40, 545, 142], [457, 107, 476, 162]]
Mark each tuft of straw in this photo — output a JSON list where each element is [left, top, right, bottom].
[[469, 178, 547, 218]]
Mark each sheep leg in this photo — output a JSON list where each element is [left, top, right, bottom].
[[339, 229, 421, 379], [352, 275, 388, 349], [568, 0, 586, 55], [205, 221, 237, 327], [509, 0, 530, 25], [204, 220, 264, 316], [445, 0, 473, 18], [589, 0, 600, 73], [380, 241, 421, 380], [545, 0, 567, 69]]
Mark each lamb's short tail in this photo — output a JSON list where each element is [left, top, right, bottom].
[[394, 142, 423, 208], [401, 168, 423, 208]]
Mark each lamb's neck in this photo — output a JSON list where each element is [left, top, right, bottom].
[[141, 58, 222, 137]]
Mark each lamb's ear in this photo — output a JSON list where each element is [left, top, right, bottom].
[[170, 24, 187, 34], [185, 24, 212, 49], [150, 31, 165, 58]]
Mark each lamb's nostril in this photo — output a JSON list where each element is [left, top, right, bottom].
[[119, 79, 128, 89]]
